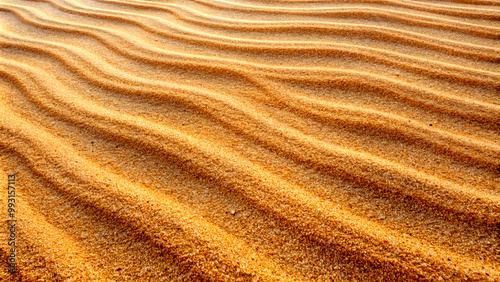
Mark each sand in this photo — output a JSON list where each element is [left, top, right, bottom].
[[0, 0, 499, 280]]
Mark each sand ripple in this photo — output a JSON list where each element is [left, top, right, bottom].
[[0, 0, 499, 280]]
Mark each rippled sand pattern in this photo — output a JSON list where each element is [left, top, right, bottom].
[[1, 0, 499, 280]]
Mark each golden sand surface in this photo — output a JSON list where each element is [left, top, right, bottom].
[[0, 0, 499, 280]]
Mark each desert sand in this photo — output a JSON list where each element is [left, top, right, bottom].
[[0, 0, 499, 280]]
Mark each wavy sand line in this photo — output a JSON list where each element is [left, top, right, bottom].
[[3, 34, 498, 167], [190, 0, 500, 37], [2, 102, 498, 281], [2, 37, 499, 212], [2, 58, 498, 232], [1, 0, 499, 280], [2, 26, 498, 124], [1, 108, 300, 281], [9, 0, 500, 65]]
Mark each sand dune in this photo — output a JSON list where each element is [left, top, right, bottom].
[[0, 0, 499, 280]]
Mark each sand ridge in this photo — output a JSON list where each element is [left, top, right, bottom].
[[0, 0, 499, 280]]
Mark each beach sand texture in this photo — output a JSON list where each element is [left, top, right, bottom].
[[0, 0, 499, 280]]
